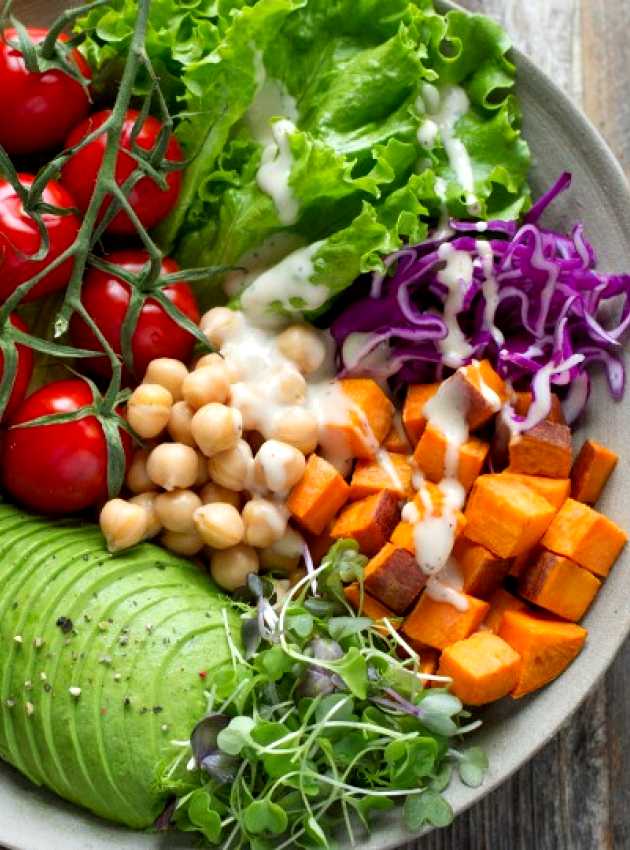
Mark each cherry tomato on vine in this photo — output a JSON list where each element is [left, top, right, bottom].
[[2, 379, 132, 515], [0, 174, 81, 303], [69, 250, 201, 381], [0, 314, 34, 422], [61, 109, 184, 236], [0, 28, 91, 156]]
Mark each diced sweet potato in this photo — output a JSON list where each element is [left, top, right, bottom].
[[344, 582, 399, 624], [499, 473, 570, 511], [330, 491, 400, 556], [451, 360, 508, 431], [414, 425, 489, 493], [513, 391, 566, 424], [402, 592, 489, 650], [383, 414, 412, 454], [509, 549, 533, 577], [507, 419, 573, 479], [438, 632, 521, 705], [349, 452, 413, 501], [571, 439, 618, 504], [499, 610, 587, 698], [518, 550, 601, 622], [541, 498, 628, 577], [390, 484, 466, 553], [364, 543, 426, 614], [391, 513, 467, 555], [464, 474, 556, 558], [330, 378, 394, 459], [453, 537, 511, 599], [402, 383, 440, 445], [484, 588, 528, 633], [288, 454, 350, 535]]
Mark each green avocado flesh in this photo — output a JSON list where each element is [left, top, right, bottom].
[[0, 504, 240, 829]]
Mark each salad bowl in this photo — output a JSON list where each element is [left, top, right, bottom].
[[1, 1, 630, 849]]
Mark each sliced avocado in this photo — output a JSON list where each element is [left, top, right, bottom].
[[0, 504, 241, 829]]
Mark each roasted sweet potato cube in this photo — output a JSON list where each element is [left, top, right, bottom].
[[541, 498, 628, 577], [402, 592, 489, 650], [513, 391, 566, 424], [518, 550, 601, 622], [453, 537, 511, 599], [571, 439, 618, 504], [499, 610, 587, 698], [402, 383, 439, 444], [451, 360, 508, 430], [484, 588, 528, 633], [349, 452, 413, 501], [330, 491, 400, 556], [288, 454, 350, 535], [508, 420, 572, 479], [438, 632, 521, 705], [390, 484, 466, 554], [344, 582, 399, 625], [499, 473, 570, 510], [391, 514, 466, 555], [464, 475, 556, 558], [414, 425, 489, 493], [329, 378, 394, 459], [383, 416, 412, 454], [509, 549, 533, 577], [364, 543, 425, 614]]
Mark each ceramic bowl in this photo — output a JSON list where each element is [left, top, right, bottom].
[[2, 2, 630, 848]]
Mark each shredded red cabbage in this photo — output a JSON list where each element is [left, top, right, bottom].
[[331, 174, 630, 425]]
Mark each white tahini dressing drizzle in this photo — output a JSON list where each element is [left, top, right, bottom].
[[257, 118, 300, 225], [436, 242, 474, 369], [224, 232, 306, 297], [476, 240, 505, 347]]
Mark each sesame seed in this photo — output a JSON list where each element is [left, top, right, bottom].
[[40, 672, 48, 682], [13, 635, 23, 644], [33, 637, 43, 649], [160, 724, 168, 732], [25, 702, 34, 716], [69, 687, 82, 698], [98, 622, 109, 632], [113, 673, 122, 682], [99, 656, 112, 665], [5, 698, 15, 708], [24, 680, 32, 690]]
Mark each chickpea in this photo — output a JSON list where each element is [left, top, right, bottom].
[[146, 443, 198, 491], [276, 324, 327, 375], [100, 499, 147, 553], [242, 498, 288, 548], [269, 407, 318, 455], [270, 365, 307, 405], [126, 448, 154, 494], [191, 403, 243, 457], [229, 382, 263, 431], [254, 440, 306, 494], [154, 489, 202, 534], [127, 384, 173, 439], [144, 358, 188, 402], [210, 544, 259, 592], [259, 526, 304, 573], [182, 363, 230, 410], [193, 502, 244, 549], [200, 306, 242, 349], [129, 492, 162, 539], [160, 529, 204, 557], [200, 482, 241, 509], [167, 401, 196, 447], [195, 452, 210, 487], [195, 353, 240, 383], [207, 439, 254, 492]]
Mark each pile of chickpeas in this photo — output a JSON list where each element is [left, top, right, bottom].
[[99, 308, 327, 593]]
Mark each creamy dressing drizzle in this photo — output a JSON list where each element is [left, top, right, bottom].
[[257, 118, 300, 225], [476, 240, 505, 347], [508, 353, 585, 435], [436, 243, 474, 369]]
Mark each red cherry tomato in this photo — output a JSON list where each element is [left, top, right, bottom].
[[0, 173, 81, 303], [0, 28, 91, 156], [69, 250, 201, 381], [61, 109, 183, 235], [2, 379, 131, 515], [1, 314, 34, 421]]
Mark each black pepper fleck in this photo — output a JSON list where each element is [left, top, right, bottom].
[[56, 617, 73, 633]]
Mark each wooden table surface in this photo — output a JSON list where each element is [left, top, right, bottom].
[[411, 2, 630, 849]]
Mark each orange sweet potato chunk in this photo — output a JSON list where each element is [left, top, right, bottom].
[[438, 632, 521, 705], [349, 452, 413, 501], [499, 610, 587, 698], [518, 550, 601, 622], [571, 439, 618, 504], [499, 473, 570, 511], [513, 391, 566, 424], [414, 424, 489, 493], [484, 588, 528, 634], [464, 475, 556, 558], [344, 582, 399, 624], [452, 360, 508, 431], [453, 537, 511, 599], [390, 484, 466, 554], [333, 378, 394, 459], [288, 454, 350, 535], [330, 491, 400, 556], [508, 420, 573, 479], [402, 592, 489, 651], [383, 415, 412, 454], [364, 543, 426, 614], [542, 498, 627, 577], [402, 383, 440, 445]]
